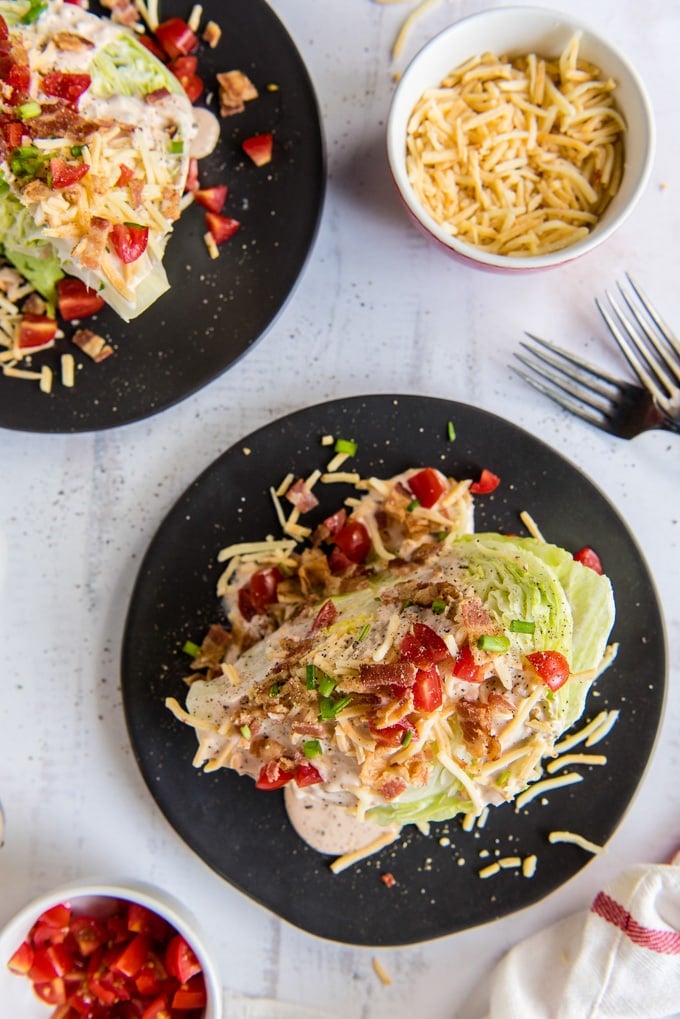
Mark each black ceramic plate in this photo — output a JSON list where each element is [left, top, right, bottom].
[[0, 0, 324, 433], [121, 395, 666, 946]]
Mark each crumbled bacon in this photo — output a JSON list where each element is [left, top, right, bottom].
[[160, 185, 181, 222], [297, 547, 334, 598], [359, 661, 417, 689], [53, 31, 95, 51], [71, 216, 110, 270], [71, 327, 113, 363], [202, 21, 222, 48], [216, 70, 258, 117], [380, 872, 396, 888], [457, 596, 496, 639], [285, 478, 319, 513], [22, 293, 47, 316], [99, 0, 140, 26], [455, 698, 501, 761], [193, 624, 231, 668], [291, 721, 327, 737], [377, 771, 408, 801]]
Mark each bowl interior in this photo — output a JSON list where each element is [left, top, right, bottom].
[[0, 881, 222, 1019], [387, 6, 655, 268]]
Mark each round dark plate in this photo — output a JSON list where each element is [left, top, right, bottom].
[[121, 395, 666, 946], [0, 0, 324, 433]]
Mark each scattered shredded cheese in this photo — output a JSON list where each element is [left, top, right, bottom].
[[548, 830, 604, 855], [372, 957, 392, 986], [514, 771, 583, 811], [330, 829, 400, 874]]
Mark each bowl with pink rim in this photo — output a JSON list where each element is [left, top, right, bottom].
[[386, 5, 655, 271]]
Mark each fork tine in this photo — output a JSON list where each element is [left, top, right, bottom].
[[510, 363, 612, 432], [595, 295, 670, 406], [522, 333, 626, 391], [620, 275, 680, 385]]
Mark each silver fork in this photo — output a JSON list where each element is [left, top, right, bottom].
[[595, 273, 680, 427], [512, 335, 680, 438]]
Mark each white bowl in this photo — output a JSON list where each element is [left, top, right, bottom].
[[0, 880, 222, 1018], [386, 5, 655, 271]]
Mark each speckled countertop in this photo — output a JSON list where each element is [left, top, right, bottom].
[[0, 1, 678, 1017]]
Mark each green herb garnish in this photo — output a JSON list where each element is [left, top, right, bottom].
[[509, 619, 535, 634], [303, 740, 322, 759], [182, 640, 201, 658], [477, 634, 510, 653]]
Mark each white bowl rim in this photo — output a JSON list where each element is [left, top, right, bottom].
[[0, 878, 222, 1019], [386, 4, 656, 269]]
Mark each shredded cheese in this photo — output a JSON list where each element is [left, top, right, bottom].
[[330, 829, 400, 873], [514, 770, 583, 811], [548, 830, 604, 854]]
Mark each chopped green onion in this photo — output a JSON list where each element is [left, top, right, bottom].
[[318, 674, 336, 697], [401, 730, 412, 748], [334, 437, 357, 456], [70, 144, 84, 157], [240, 724, 251, 740], [447, 420, 456, 441], [303, 739, 322, 759], [169, 139, 184, 154], [477, 634, 510, 653], [277, 561, 293, 578], [431, 598, 446, 614], [434, 530, 448, 541], [318, 695, 352, 720], [269, 682, 281, 697], [497, 769, 510, 787], [357, 623, 371, 642], [182, 640, 201, 658], [406, 498, 420, 512], [0, 179, 8, 196], [17, 101, 41, 120], [20, 0, 47, 24], [305, 664, 317, 689], [510, 619, 535, 634]]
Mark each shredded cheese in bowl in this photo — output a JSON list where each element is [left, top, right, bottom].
[[405, 34, 625, 257]]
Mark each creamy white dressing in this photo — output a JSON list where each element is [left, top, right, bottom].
[[189, 107, 220, 160], [284, 784, 396, 856]]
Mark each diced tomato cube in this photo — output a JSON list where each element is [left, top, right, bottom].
[[294, 762, 323, 788], [242, 132, 273, 167], [400, 623, 451, 669], [407, 467, 447, 508], [49, 156, 90, 189], [470, 468, 500, 494], [193, 185, 228, 213], [154, 18, 198, 60], [412, 666, 443, 712], [526, 650, 570, 691], [205, 211, 240, 244], [171, 973, 207, 1010], [34, 977, 68, 1005], [164, 935, 202, 985], [111, 933, 150, 978], [255, 761, 293, 791], [7, 939, 34, 974], [573, 546, 603, 574], [42, 71, 91, 104], [110, 223, 149, 264], [57, 277, 105, 320], [332, 521, 370, 563], [452, 644, 484, 683]]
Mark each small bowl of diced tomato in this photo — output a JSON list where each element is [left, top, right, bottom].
[[0, 880, 222, 1019]]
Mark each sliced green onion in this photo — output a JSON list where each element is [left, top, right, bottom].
[[0, 179, 8, 196], [240, 724, 251, 740], [303, 739, 322, 759], [497, 769, 510, 787], [169, 139, 184, 154], [447, 420, 456, 441], [20, 0, 47, 24], [406, 498, 420, 512], [477, 634, 510, 653], [318, 695, 352, 720], [431, 598, 446, 614], [269, 682, 281, 697], [357, 623, 371, 642], [318, 674, 336, 697], [401, 730, 412, 748], [17, 101, 41, 120], [305, 664, 317, 689], [70, 144, 84, 157], [334, 437, 357, 456], [182, 640, 201, 658], [510, 619, 535, 634]]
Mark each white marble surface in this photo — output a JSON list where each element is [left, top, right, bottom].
[[1, 1, 679, 1017]]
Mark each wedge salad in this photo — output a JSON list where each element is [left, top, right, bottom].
[[167, 457, 617, 864], [0, 0, 197, 322]]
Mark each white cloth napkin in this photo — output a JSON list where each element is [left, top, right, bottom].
[[486, 855, 680, 1019]]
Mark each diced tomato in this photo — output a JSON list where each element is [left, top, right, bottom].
[[57, 278, 105, 320], [164, 935, 201, 985], [400, 623, 451, 670], [110, 223, 149, 264], [178, 72, 203, 103], [34, 977, 68, 1005], [193, 185, 228, 213], [452, 644, 484, 683], [369, 719, 417, 747], [184, 156, 199, 193], [328, 546, 353, 574], [42, 71, 91, 104], [29, 946, 62, 983], [69, 916, 107, 958], [126, 904, 170, 942], [294, 761, 323, 787], [237, 585, 256, 622], [111, 934, 150, 979], [138, 33, 167, 62], [332, 520, 370, 563], [0, 15, 8, 41], [408, 467, 447, 508], [171, 973, 207, 1010], [205, 211, 240, 244], [248, 566, 281, 613], [106, 913, 132, 944], [310, 599, 337, 632], [4, 62, 30, 103], [116, 163, 134, 187], [412, 666, 443, 712], [49, 157, 90, 189], [36, 904, 72, 930], [7, 939, 34, 974], [134, 952, 167, 997], [242, 132, 273, 167], [526, 650, 570, 691], [169, 56, 198, 77], [470, 469, 500, 494], [573, 546, 603, 574], [255, 761, 293, 790], [141, 995, 172, 1019], [154, 18, 198, 60], [17, 313, 57, 351], [2, 119, 23, 147]]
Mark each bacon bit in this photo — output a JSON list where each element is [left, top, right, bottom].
[[71, 216, 110, 270], [380, 872, 396, 889], [291, 722, 327, 737], [310, 599, 337, 633], [457, 596, 495, 638], [285, 478, 320, 513], [359, 661, 418, 689], [202, 20, 222, 48], [160, 185, 181, 222], [145, 88, 172, 104], [128, 178, 144, 207], [21, 292, 47, 316], [377, 772, 408, 801], [99, 0, 140, 26], [456, 698, 501, 761], [53, 31, 95, 51], [216, 70, 259, 117], [22, 180, 52, 203], [71, 328, 114, 363], [193, 624, 231, 668]]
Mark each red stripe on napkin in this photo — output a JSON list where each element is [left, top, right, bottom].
[[592, 891, 680, 955]]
